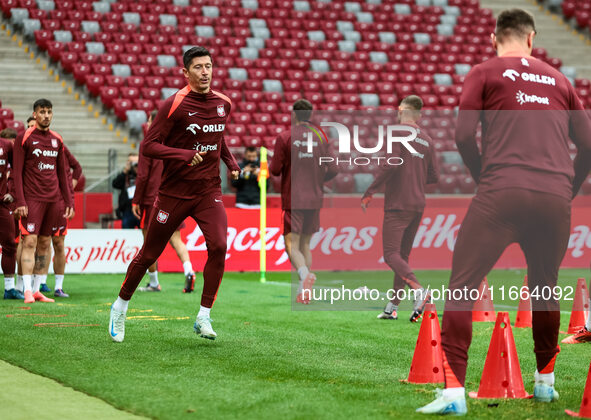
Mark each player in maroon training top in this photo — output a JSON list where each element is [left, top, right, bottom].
[[131, 109, 196, 294], [361, 96, 438, 322], [417, 10, 591, 415], [109, 47, 241, 342], [270, 99, 337, 304], [13, 99, 74, 305], [0, 135, 21, 300]]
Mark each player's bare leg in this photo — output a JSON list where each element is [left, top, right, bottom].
[[169, 230, 196, 293], [286, 232, 314, 304], [32, 236, 54, 302], [15, 240, 23, 292], [51, 235, 69, 297]]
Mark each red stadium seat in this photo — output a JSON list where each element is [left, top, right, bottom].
[[113, 98, 133, 121], [133, 99, 154, 114], [105, 75, 125, 87], [0, 109, 14, 121], [60, 51, 79, 74], [85, 74, 104, 96], [120, 87, 140, 99], [438, 175, 459, 194], [3, 120, 25, 134], [72, 62, 91, 84], [34, 30, 52, 50]]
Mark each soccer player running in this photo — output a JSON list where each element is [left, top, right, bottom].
[[1, 132, 21, 299], [361, 95, 438, 322], [131, 110, 197, 293], [109, 46, 241, 342], [269, 99, 337, 304], [417, 9, 591, 415], [13, 99, 75, 304]]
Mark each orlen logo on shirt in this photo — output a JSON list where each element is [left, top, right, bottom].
[[32, 148, 58, 157], [502, 69, 556, 86], [186, 123, 225, 135], [38, 162, 55, 171], [516, 90, 550, 106]]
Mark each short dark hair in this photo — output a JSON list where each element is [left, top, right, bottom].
[[183, 46, 212, 69], [26, 116, 35, 124], [245, 146, 257, 154], [0, 128, 17, 139], [400, 95, 423, 111], [495, 9, 536, 44], [293, 98, 313, 122], [33, 98, 52, 111]]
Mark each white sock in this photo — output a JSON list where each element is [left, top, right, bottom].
[[586, 299, 591, 330], [16, 275, 23, 292], [297, 266, 309, 282], [40, 275, 47, 285], [148, 271, 159, 287], [55, 274, 64, 290], [4, 276, 15, 290], [197, 305, 211, 318], [33, 275, 42, 293], [22, 275, 32, 292], [112, 297, 129, 313], [183, 261, 193, 276], [442, 387, 465, 399], [535, 370, 554, 386], [384, 301, 397, 314]]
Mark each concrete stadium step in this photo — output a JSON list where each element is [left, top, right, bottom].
[[480, 0, 591, 80], [0, 21, 134, 190]]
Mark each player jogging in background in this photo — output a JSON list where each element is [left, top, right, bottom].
[[269, 99, 337, 304], [132, 109, 197, 293], [109, 46, 241, 342], [0, 133, 20, 299], [417, 9, 591, 415], [361, 95, 438, 322], [13, 99, 75, 304]]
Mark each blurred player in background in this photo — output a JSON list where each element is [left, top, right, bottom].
[[109, 46, 240, 343], [417, 9, 591, 415], [132, 110, 196, 293], [13, 99, 74, 304], [0, 128, 20, 299], [361, 95, 438, 322], [270, 99, 337, 304]]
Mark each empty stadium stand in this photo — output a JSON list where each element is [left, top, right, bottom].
[[2, 0, 590, 195]]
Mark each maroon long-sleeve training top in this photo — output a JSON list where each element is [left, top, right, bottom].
[[456, 54, 591, 200], [362, 122, 439, 212], [142, 86, 240, 199], [13, 127, 73, 208]]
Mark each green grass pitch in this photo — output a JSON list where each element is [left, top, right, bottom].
[[0, 269, 590, 419]]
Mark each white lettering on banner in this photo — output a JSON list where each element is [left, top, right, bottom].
[[310, 226, 377, 255], [568, 225, 591, 258], [185, 225, 288, 265], [413, 214, 460, 251]]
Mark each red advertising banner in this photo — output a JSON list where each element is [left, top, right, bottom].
[[158, 201, 591, 272]]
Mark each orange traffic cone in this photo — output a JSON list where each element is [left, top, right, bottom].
[[407, 303, 444, 383], [514, 276, 532, 328], [567, 278, 589, 334], [469, 312, 530, 399], [566, 360, 591, 418], [473, 277, 496, 322]]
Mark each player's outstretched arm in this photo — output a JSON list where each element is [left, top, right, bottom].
[[361, 165, 392, 211]]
